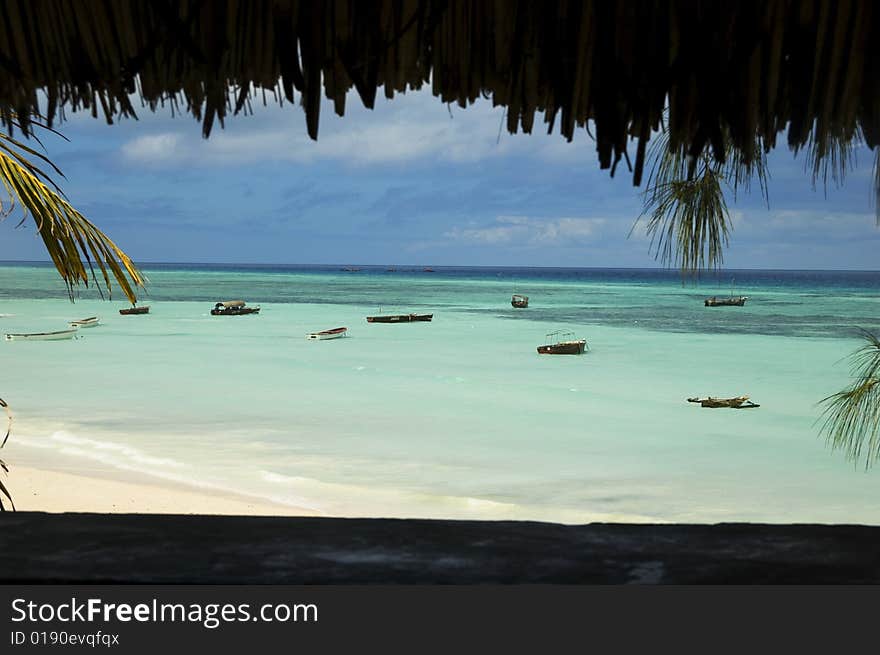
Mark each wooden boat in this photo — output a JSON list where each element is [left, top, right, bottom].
[[705, 296, 748, 307], [423, 267, 435, 272], [119, 305, 150, 315], [366, 313, 433, 323], [705, 278, 747, 306], [687, 396, 760, 409], [211, 300, 260, 316], [69, 316, 99, 328], [307, 327, 348, 340], [537, 331, 587, 355], [511, 294, 529, 308], [5, 328, 78, 341]]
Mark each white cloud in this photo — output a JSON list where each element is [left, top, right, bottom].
[[445, 216, 607, 246], [729, 209, 877, 240], [117, 88, 598, 168], [765, 209, 873, 226], [120, 133, 182, 163], [532, 217, 603, 242], [445, 224, 527, 245]]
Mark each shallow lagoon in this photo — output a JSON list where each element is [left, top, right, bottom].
[[2, 264, 878, 523]]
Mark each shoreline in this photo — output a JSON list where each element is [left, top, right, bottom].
[[5, 462, 319, 517]]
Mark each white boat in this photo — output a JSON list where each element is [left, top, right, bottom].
[[5, 328, 79, 341], [69, 316, 100, 328], [307, 327, 348, 340]]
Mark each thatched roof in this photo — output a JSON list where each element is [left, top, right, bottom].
[[1, 1, 877, 184]]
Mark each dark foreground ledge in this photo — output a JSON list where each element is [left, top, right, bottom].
[[1, 513, 878, 584]]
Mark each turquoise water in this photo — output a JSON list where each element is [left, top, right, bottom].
[[1, 263, 879, 523]]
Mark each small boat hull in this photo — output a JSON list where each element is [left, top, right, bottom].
[[120, 306, 150, 315], [307, 327, 348, 340], [537, 340, 587, 355], [69, 317, 99, 328], [511, 294, 529, 308], [211, 307, 261, 316], [687, 396, 760, 409], [5, 329, 79, 341], [366, 314, 433, 323], [705, 296, 747, 307], [211, 300, 260, 315]]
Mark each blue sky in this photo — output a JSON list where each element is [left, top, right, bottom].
[[1, 89, 878, 269]]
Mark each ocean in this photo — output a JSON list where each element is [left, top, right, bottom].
[[1, 262, 879, 523]]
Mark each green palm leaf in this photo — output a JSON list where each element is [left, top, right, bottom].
[[0, 397, 11, 511], [818, 330, 880, 469], [634, 125, 768, 275], [0, 134, 146, 303], [640, 161, 730, 274]]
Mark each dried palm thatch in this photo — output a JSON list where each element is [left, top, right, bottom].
[[0, 0, 878, 191]]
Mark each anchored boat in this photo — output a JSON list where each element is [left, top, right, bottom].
[[307, 327, 348, 340], [537, 330, 588, 355], [211, 300, 260, 316], [366, 313, 433, 323], [511, 294, 529, 308], [704, 296, 748, 307], [5, 328, 78, 341], [120, 305, 150, 315], [69, 316, 99, 328], [687, 396, 760, 408], [705, 278, 747, 306]]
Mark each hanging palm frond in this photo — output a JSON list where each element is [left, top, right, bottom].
[[634, 121, 769, 276], [0, 397, 12, 511], [873, 147, 879, 224], [803, 127, 863, 194], [0, 132, 146, 303], [638, 153, 730, 275], [724, 137, 771, 206], [0, 396, 10, 448], [818, 330, 880, 469]]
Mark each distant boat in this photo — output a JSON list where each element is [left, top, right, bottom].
[[342, 266, 361, 272], [423, 268, 435, 272], [366, 313, 433, 323], [307, 327, 348, 340], [704, 296, 748, 307], [687, 395, 760, 409], [120, 305, 150, 315], [5, 328, 78, 341], [705, 278, 747, 306], [537, 330, 587, 355], [211, 300, 260, 316], [511, 294, 529, 308], [69, 316, 99, 328]]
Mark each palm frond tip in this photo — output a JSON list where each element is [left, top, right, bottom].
[[0, 142, 146, 303], [0, 397, 11, 511], [640, 164, 730, 274], [818, 330, 880, 469]]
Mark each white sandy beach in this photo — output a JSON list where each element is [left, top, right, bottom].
[[5, 463, 319, 516]]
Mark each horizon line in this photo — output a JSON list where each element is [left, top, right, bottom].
[[1, 260, 879, 273]]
